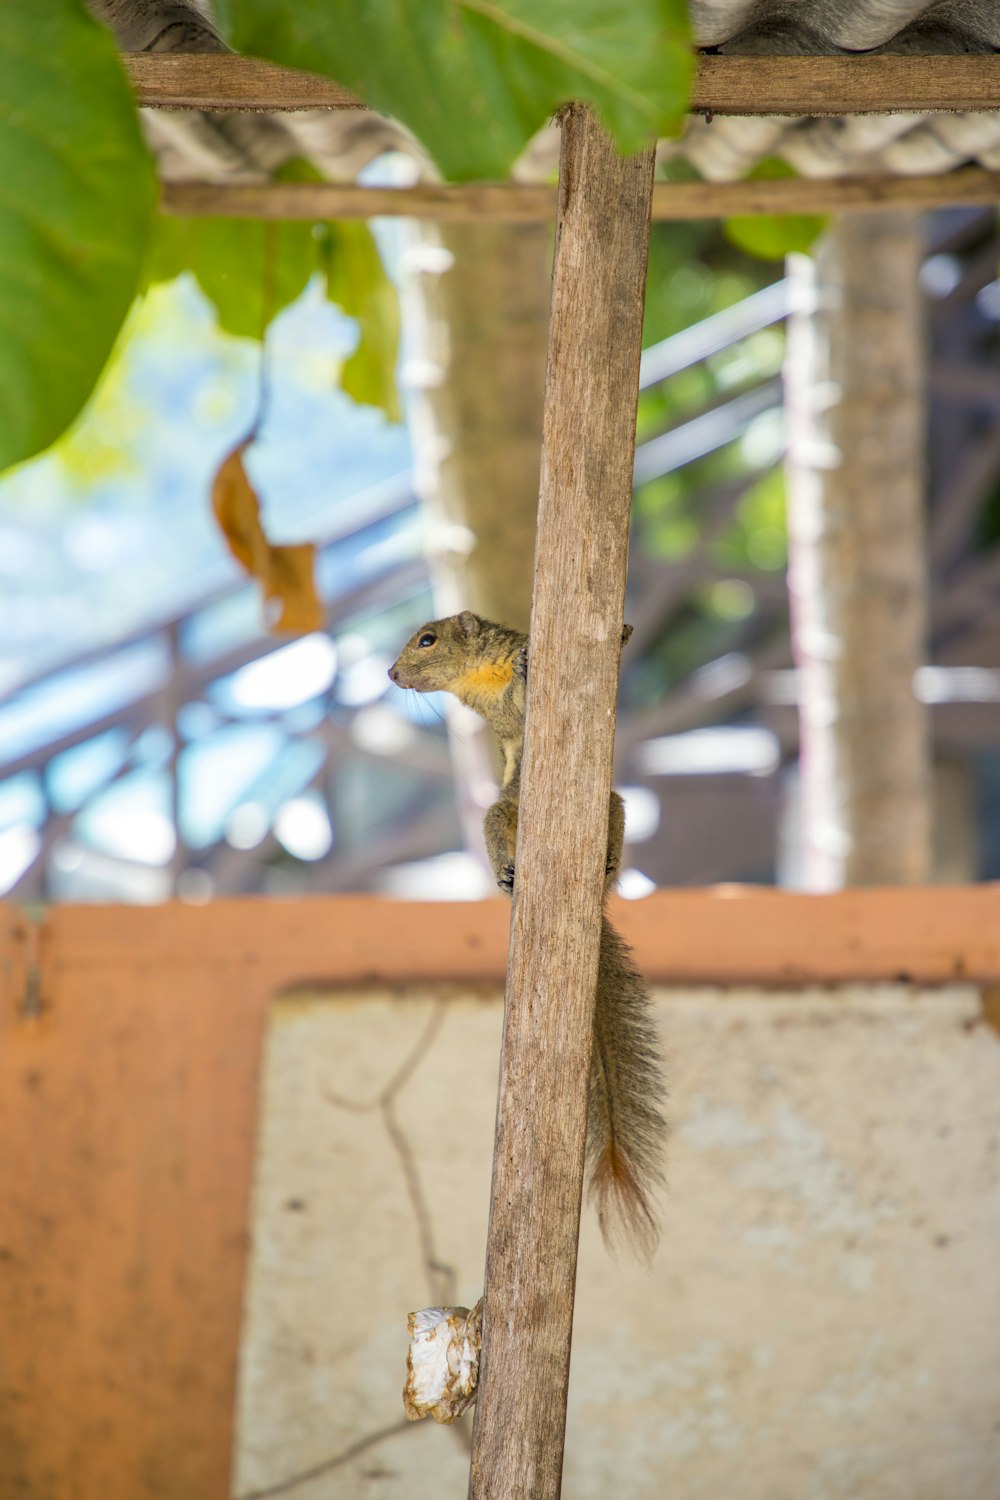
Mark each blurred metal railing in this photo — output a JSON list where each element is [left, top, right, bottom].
[[5, 207, 1000, 897], [0, 275, 793, 900]]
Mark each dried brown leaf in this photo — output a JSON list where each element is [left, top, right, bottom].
[[265, 544, 324, 633], [211, 440, 263, 573], [210, 440, 323, 635]]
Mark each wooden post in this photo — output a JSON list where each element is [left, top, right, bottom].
[[785, 212, 933, 887], [468, 105, 654, 1499]]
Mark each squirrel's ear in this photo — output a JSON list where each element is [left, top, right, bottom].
[[620, 623, 634, 648], [457, 611, 479, 638]]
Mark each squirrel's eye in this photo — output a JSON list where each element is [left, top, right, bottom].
[[418, 632, 437, 648]]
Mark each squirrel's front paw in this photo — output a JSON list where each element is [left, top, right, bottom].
[[514, 646, 528, 682], [498, 863, 515, 894]]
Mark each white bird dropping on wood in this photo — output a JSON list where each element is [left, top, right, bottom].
[[403, 1300, 482, 1423]]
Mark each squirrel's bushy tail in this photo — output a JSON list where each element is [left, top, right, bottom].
[[587, 916, 667, 1261]]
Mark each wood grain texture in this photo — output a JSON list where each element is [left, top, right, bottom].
[[467, 105, 655, 1500], [127, 53, 1000, 116], [692, 54, 1000, 116], [125, 52, 360, 111], [161, 166, 1000, 223]]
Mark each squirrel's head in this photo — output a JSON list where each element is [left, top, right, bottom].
[[388, 611, 487, 693]]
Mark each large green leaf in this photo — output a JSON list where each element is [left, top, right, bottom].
[[147, 211, 401, 420], [0, 0, 156, 473], [214, 0, 693, 181], [147, 216, 317, 340], [322, 222, 402, 422], [724, 159, 829, 262]]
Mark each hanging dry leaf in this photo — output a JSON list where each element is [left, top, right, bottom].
[[210, 440, 324, 634], [211, 440, 262, 572], [265, 544, 324, 632]]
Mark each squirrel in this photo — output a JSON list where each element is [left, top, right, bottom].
[[389, 610, 666, 1258]]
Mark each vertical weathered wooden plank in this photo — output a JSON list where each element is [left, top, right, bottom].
[[785, 212, 932, 888], [468, 104, 655, 1500]]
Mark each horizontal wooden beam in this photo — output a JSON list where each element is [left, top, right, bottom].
[[693, 54, 1000, 116], [162, 179, 552, 221], [160, 165, 1000, 223], [126, 52, 360, 111], [15, 887, 1000, 988], [126, 52, 1000, 117]]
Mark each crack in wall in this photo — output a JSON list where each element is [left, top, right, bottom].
[[236, 997, 474, 1496], [238, 996, 483, 1497], [324, 998, 458, 1307], [236, 1418, 413, 1499], [325, 999, 474, 1459]]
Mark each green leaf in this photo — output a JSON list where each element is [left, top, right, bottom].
[[724, 159, 829, 262], [272, 161, 401, 418], [214, 0, 693, 181], [0, 0, 157, 473], [147, 211, 401, 420], [147, 216, 317, 340], [711, 466, 788, 571], [321, 223, 402, 422]]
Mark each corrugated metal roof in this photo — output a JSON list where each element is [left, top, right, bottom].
[[693, 0, 1000, 54], [669, 0, 1000, 179], [116, 0, 1000, 185], [663, 108, 1000, 181]]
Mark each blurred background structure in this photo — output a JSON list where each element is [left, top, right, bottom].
[[2, 0, 999, 905], [5, 9, 1000, 1500], [2, 205, 999, 902]]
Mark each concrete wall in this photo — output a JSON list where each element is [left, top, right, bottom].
[[2, 894, 998, 1500], [235, 980, 1000, 1500]]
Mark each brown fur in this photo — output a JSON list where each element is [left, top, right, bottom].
[[390, 611, 666, 1259]]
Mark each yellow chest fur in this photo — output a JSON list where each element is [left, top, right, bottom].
[[453, 659, 514, 703]]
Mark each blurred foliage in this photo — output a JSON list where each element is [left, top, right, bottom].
[[216, 0, 693, 182], [27, 178, 403, 500], [977, 478, 1000, 549], [629, 593, 762, 704], [320, 218, 402, 422], [149, 162, 401, 422], [29, 282, 254, 498], [44, 300, 155, 494], [149, 216, 316, 342], [0, 0, 156, 474], [712, 466, 787, 572], [634, 471, 700, 559], [630, 212, 791, 703], [723, 159, 830, 261], [5, 0, 691, 467], [638, 217, 784, 528]]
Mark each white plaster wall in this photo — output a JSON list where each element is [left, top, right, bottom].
[[233, 984, 1000, 1500]]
